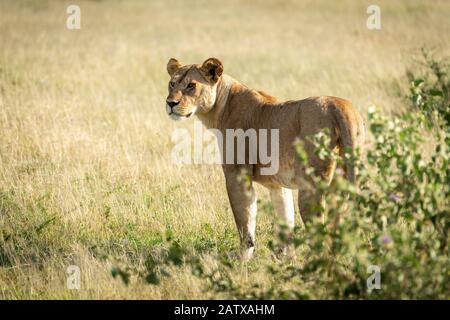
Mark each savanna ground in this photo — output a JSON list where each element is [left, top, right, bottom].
[[0, 0, 449, 299]]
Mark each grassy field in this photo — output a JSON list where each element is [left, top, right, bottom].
[[0, 0, 449, 299]]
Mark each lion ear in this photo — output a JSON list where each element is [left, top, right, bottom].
[[167, 58, 181, 76], [200, 58, 223, 82]]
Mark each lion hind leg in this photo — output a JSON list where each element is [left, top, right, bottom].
[[270, 187, 295, 256], [298, 159, 337, 226], [270, 187, 295, 229]]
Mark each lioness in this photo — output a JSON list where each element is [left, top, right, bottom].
[[165, 57, 365, 260]]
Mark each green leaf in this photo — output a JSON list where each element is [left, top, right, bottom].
[[428, 89, 443, 96], [145, 271, 160, 285]]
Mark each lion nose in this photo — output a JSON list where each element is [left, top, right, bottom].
[[166, 100, 180, 108]]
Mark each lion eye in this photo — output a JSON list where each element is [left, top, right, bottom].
[[169, 81, 175, 88], [186, 82, 196, 90]]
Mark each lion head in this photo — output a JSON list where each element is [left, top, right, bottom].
[[165, 57, 223, 121]]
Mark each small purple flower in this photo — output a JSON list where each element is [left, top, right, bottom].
[[380, 234, 393, 245], [335, 168, 345, 177], [389, 193, 401, 203]]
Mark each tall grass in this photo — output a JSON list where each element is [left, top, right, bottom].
[[0, 0, 449, 299]]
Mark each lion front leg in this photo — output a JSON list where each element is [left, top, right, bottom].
[[224, 166, 257, 261]]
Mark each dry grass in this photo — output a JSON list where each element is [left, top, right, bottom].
[[0, 0, 449, 299]]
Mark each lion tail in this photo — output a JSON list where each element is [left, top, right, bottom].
[[331, 98, 365, 185]]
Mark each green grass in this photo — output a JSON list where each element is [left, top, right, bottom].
[[0, 0, 449, 299]]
